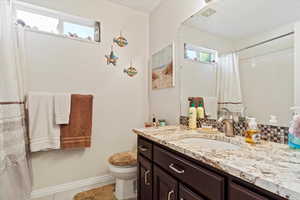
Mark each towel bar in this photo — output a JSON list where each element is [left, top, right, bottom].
[[0, 101, 25, 105]]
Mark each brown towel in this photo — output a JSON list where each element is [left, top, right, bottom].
[[60, 94, 93, 149]]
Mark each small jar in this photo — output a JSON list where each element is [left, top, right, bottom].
[[158, 120, 166, 127]]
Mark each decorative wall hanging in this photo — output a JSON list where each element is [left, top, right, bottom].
[[151, 44, 175, 89], [105, 45, 118, 66], [113, 31, 128, 47], [124, 60, 138, 77]]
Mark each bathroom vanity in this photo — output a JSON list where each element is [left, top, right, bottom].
[[134, 127, 300, 200]]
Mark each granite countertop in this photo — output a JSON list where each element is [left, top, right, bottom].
[[133, 126, 300, 200]]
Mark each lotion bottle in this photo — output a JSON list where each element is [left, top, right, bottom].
[[189, 103, 197, 129], [197, 103, 205, 119]]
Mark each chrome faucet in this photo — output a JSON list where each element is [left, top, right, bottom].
[[218, 108, 235, 137]]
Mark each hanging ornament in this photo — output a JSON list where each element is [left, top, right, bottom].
[[124, 60, 138, 77], [105, 45, 118, 66], [113, 31, 128, 47]]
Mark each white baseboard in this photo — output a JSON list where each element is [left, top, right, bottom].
[[31, 174, 115, 199]]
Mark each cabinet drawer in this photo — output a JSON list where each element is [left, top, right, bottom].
[[154, 145, 225, 200], [138, 137, 153, 160], [179, 184, 206, 200], [229, 182, 269, 200]]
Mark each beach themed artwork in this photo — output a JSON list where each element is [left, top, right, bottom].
[[151, 44, 174, 89]]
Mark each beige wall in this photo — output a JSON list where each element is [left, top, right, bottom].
[[295, 22, 300, 107], [20, 0, 149, 189], [178, 25, 234, 117], [149, 0, 206, 125]]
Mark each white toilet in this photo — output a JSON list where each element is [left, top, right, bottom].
[[108, 151, 137, 200]]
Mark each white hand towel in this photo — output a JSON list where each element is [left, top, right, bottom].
[[28, 92, 60, 152], [203, 97, 218, 120], [54, 93, 71, 125]]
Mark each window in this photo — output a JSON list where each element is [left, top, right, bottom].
[[16, 10, 59, 33], [184, 43, 218, 63], [14, 1, 101, 43], [63, 22, 95, 40]]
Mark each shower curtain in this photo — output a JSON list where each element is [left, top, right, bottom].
[[217, 53, 243, 112], [0, 0, 32, 199]]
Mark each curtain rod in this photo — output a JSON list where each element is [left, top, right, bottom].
[[236, 31, 294, 53], [0, 102, 25, 105]]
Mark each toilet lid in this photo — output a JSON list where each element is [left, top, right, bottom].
[[108, 151, 137, 167]]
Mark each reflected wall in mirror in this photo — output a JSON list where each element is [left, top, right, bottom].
[[179, 0, 300, 127]]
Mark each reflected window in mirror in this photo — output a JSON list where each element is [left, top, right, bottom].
[[184, 43, 218, 64]]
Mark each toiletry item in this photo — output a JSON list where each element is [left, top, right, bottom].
[[188, 103, 197, 129], [288, 133, 300, 149], [245, 118, 261, 144], [288, 112, 300, 149], [152, 114, 157, 127], [197, 103, 205, 119], [269, 115, 278, 126], [158, 119, 166, 127], [144, 122, 153, 128]]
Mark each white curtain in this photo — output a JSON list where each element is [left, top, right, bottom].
[[0, 0, 32, 199], [217, 53, 243, 112]]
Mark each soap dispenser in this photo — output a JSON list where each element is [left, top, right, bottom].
[[188, 103, 197, 129], [288, 108, 300, 149], [245, 118, 261, 144]]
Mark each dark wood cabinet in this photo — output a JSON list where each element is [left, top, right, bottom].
[[137, 136, 286, 200], [138, 155, 153, 200], [153, 165, 178, 200], [154, 145, 224, 200], [179, 184, 206, 200], [138, 137, 153, 160], [229, 183, 269, 200]]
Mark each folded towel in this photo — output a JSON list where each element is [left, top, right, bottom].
[[54, 93, 71, 124], [28, 92, 60, 152], [60, 94, 93, 149]]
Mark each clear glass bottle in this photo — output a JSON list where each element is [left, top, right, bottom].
[[245, 118, 261, 144]]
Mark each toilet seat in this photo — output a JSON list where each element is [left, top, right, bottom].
[[108, 151, 137, 167]]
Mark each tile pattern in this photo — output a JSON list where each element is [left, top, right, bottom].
[[180, 116, 289, 144]]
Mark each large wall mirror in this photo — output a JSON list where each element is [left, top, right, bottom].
[[178, 0, 300, 127]]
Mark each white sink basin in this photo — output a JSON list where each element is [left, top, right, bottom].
[[179, 138, 240, 151]]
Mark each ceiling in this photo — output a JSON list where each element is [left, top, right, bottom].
[[184, 0, 300, 40], [108, 0, 161, 13]]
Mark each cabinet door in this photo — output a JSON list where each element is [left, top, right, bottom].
[[153, 165, 178, 200], [179, 184, 206, 200], [229, 183, 269, 200], [138, 155, 153, 200]]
